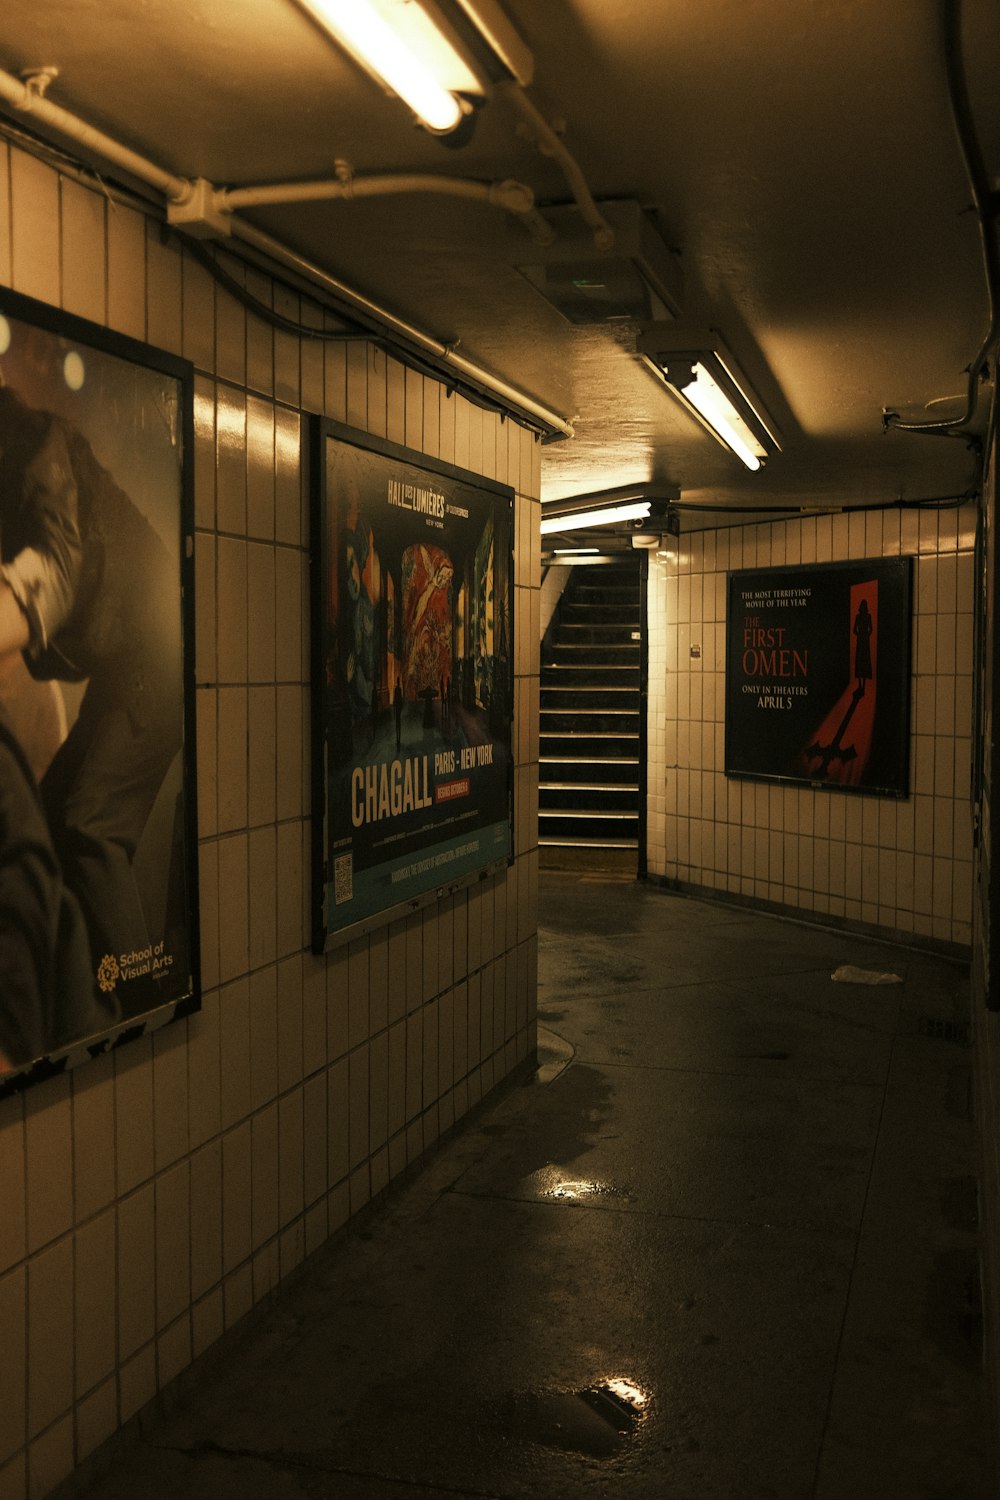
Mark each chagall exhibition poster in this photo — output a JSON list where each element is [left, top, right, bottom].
[[312, 418, 514, 949], [725, 557, 913, 796], [0, 287, 198, 1096]]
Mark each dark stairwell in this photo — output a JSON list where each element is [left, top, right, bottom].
[[539, 559, 643, 870]]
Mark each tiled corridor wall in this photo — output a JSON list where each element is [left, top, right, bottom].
[[647, 505, 976, 948], [0, 140, 540, 1499]]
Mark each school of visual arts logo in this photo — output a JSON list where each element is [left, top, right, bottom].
[[97, 954, 120, 994]]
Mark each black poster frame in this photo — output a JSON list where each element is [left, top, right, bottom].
[[725, 555, 913, 797], [310, 416, 515, 951], [0, 284, 199, 1098]]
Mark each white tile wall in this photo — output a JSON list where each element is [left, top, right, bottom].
[[647, 506, 976, 946], [0, 138, 540, 1498]]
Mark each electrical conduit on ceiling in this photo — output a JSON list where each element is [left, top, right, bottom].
[[0, 64, 190, 201], [217, 160, 556, 245], [495, 80, 615, 251], [882, 0, 998, 439], [0, 64, 575, 440]]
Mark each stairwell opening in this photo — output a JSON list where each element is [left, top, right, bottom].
[[538, 554, 647, 875]]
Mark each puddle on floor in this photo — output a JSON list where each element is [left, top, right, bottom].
[[497, 1377, 650, 1458], [543, 1178, 630, 1203], [529, 1164, 631, 1203]]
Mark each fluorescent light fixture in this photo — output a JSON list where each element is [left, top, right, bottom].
[[680, 363, 764, 471], [637, 325, 780, 471], [300, 0, 532, 133], [540, 501, 650, 535], [553, 547, 599, 555], [540, 482, 679, 539], [309, 0, 470, 129]]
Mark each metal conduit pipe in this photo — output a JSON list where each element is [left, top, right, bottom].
[[882, 0, 998, 437], [219, 169, 557, 245], [0, 66, 191, 204], [496, 80, 615, 251], [0, 63, 574, 437], [230, 216, 575, 438], [222, 170, 527, 213]]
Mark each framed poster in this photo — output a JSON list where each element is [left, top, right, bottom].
[[311, 418, 514, 950], [725, 556, 913, 795], [0, 286, 198, 1098]]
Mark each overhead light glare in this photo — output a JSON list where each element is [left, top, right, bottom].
[[540, 501, 651, 535], [543, 551, 621, 566], [302, 0, 481, 132], [637, 325, 780, 471], [679, 363, 763, 471]]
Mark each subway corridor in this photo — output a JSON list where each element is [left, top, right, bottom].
[[70, 873, 988, 1499]]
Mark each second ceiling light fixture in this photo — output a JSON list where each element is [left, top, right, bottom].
[[298, 0, 533, 135]]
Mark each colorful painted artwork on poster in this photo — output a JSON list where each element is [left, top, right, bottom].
[[312, 419, 514, 947], [0, 287, 198, 1096], [725, 557, 912, 795]]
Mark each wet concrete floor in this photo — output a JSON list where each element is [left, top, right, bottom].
[[65, 875, 990, 1498]]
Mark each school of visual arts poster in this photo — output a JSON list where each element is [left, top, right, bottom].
[[725, 556, 913, 796], [0, 287, 198, 1097], [312, 419, 514, 949]]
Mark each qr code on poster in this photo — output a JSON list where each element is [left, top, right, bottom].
[[333, 853, 353, 905]]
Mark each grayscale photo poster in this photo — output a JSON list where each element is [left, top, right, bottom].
[[312, 418, 514, 949], [0, 287, 198, 1096]]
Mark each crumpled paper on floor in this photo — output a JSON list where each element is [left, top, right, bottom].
[[831, 964, 903, 986]]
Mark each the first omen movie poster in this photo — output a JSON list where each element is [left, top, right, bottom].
[[312, 419, 514, 949], [725, 556, 913, 797]]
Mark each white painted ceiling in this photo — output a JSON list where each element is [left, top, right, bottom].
[[1, 0, 997, 521]]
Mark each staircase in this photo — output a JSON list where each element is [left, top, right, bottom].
[[538, 560, 643, 869]]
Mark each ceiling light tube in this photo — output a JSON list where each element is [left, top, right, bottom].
[[677, 363, 764, 471], [301, 0, 478, 132], [540, 501, 651, 535], [637, 325, 780, 471]]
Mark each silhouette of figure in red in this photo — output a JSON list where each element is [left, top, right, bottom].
[[853, 599, 873, 695]]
